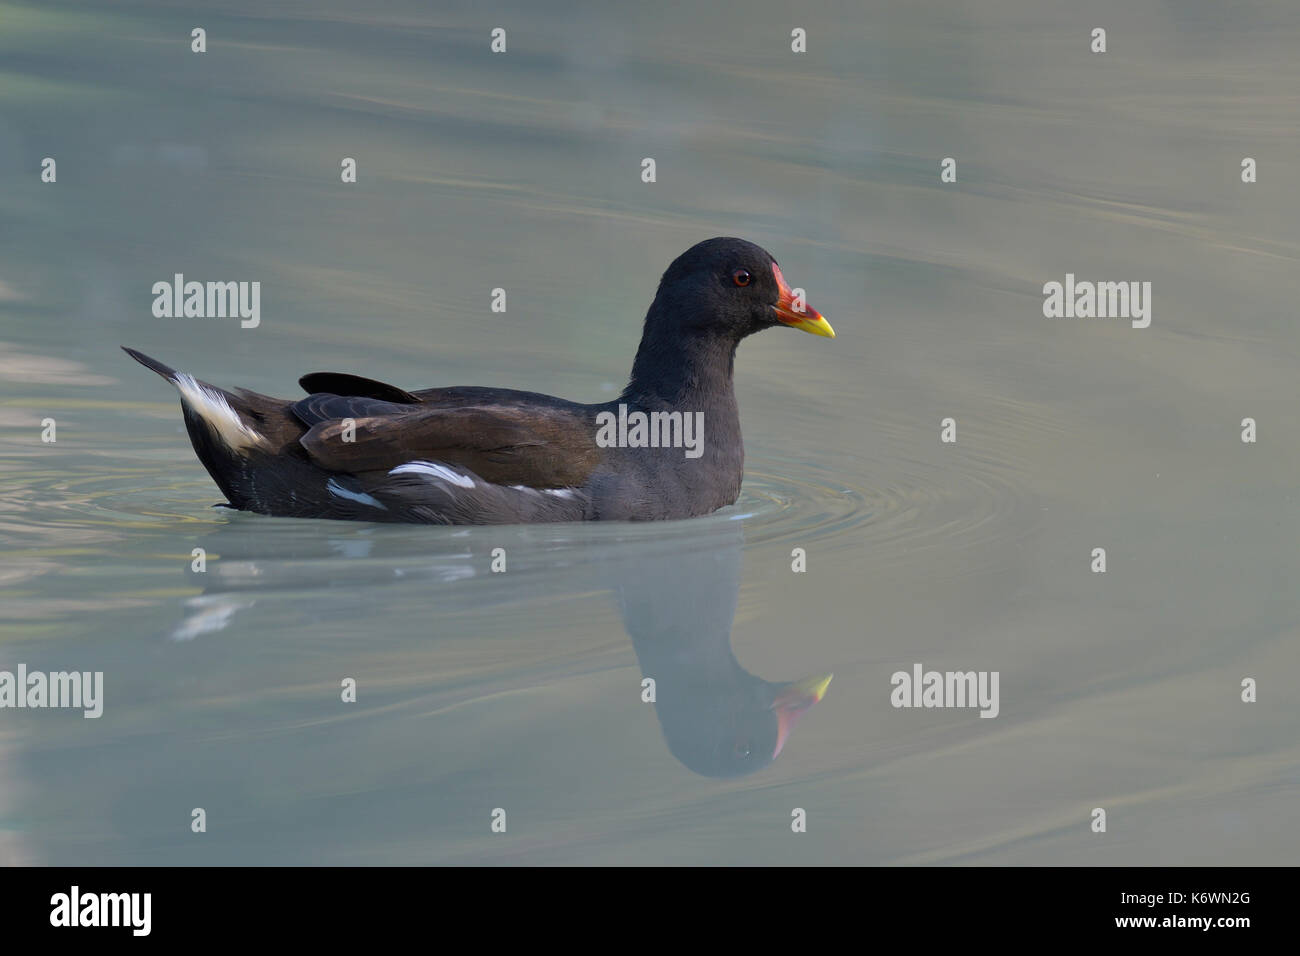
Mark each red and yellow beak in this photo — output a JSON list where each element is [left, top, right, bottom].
[[772, 263, 835, 338], [771, 672, 833, 758]]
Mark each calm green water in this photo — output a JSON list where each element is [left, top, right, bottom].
[[1, 0, 1297, 864]]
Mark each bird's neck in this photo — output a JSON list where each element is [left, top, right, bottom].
[[618, 310, 747, 511], [622, 327, 739, 414]]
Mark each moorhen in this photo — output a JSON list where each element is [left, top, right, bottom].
[[124, 237, 834, 524]]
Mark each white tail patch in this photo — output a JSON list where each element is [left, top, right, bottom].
[[174, 373, 266, 451], [389, 461, 476, 488]]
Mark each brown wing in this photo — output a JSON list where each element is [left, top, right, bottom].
[[297, 402, 603, 488]]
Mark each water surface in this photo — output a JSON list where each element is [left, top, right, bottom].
[[1, 0, 1297, 864]]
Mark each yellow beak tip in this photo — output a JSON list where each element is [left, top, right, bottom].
[[785, 315, 836, 338], [811, 673, 833, 698], [789, 672, 833, 702], [807, 316, 836, 339]]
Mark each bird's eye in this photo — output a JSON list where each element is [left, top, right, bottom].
[[732, 269, 752, 287], [733, 740, 752, 759]]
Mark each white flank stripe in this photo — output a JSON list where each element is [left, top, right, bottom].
[[389, 461, 476, 488], [326, 478, 388, 510]]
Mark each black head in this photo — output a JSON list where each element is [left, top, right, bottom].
[[649, 237, 835, 342]]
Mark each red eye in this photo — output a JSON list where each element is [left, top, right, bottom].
[[732, 269, 751, 287]]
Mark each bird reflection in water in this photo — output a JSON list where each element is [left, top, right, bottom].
[[613, 524, 831, 777], [171, 519, 830, 777]]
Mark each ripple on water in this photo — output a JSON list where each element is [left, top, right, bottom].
[[2, 440, 1038, 559], [736, 444, 1039, 576], [1, 408, 1046, 622]]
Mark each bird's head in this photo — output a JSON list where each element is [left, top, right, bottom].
[[650, 237, 835, 342]]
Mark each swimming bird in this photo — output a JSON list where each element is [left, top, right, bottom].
[[124, 237, 834, 524]]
